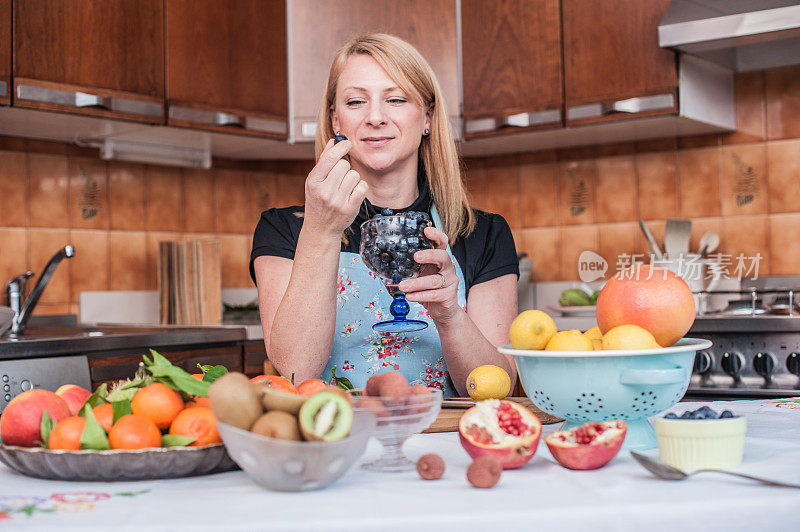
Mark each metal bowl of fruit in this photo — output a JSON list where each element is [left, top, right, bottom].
[[499, 338, 712, 451]]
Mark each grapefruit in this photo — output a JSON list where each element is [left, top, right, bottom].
[[596, 264, 695, 347]]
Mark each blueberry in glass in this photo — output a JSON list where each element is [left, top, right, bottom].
[[360, 211, 434, 332]]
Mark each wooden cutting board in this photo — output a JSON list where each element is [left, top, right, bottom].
[[423, 397, 563, 433]]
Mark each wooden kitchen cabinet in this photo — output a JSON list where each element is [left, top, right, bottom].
[[165, 0, 288, 139], [13, 0, 164, 123], [461, 0, 563, 137], [562, 0, 678, 126], [289, 0, 459, 141], [0, 0, 10, 105]]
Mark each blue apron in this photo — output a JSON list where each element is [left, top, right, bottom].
[[322, 206, 467, 397]]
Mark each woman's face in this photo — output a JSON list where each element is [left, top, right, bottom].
[[331, 54, 431, 176]]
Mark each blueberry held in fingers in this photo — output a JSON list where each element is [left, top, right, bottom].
[[334, 133, 348, 144]]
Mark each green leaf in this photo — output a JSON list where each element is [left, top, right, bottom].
[[290, 373, 295, 385], [197, 363, 213, 373], [80, 404, 110, 450], [201, 365, 228, 384], [111, 400, 132, 423], [148, 349, 174, 367], [39, 411, 55, 448], [149, 365, 211, 397], [161, 434, 196, 447], [115, 489, 151, 497], [328, 366, 354, 390]]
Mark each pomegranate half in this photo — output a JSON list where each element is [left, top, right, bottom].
[[545, 420, 627, 470], [458, 399, 542, 470]]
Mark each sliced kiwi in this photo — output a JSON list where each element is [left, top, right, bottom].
[[259, 386, 307, 415], [208, 372, 263, 430], [298, 391, 354, 442], [250, 411, 301, 441]]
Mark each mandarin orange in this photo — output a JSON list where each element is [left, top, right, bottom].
[[131, 383, 185, 429], [169, 406, 221, 446], [108, 414, 161, 449]]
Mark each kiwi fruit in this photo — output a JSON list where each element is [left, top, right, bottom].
[[298, 391, 354, 442], [208, 372, 263, 430], [250, 411, 301, 441], [259, 386, 307, 415]]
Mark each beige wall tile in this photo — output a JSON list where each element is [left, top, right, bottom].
[[109, 231, 148, 290], [28, 153, 68, 228], [216, 169, 252, 234], [183, 168, 216, 233], [520, 227, 560, 282], [598, 223, 638, 276], [0, 228, 28, 291], [677, 147, 721, 218], [721, 215, 769, 278], [108, 162, 146, 230], [766, 65, 800, 140], [145, 166, 183, 231], [767, 139, 800, 213], [769, 214, 800, 275], [28, 228, 71, 303], [557, 160, 595, 226], [720, 144, 768, 216], [274, 168, 306, 208], [69, 157, 109, 230], [219, 234, 252, 288], [559, 225, 599, 281], [520, 163, 557, 227], [636, 152, 677, 221], [464, 158, 487, 211], [722, 71, 766, 145], [250, 170, 277, 217], [484, 162, 521, 229], [0, 151, 27, 227], [69, 230, 109, 299], [596, 155, 636, 223]]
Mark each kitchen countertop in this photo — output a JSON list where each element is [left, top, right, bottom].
[[1, 398, 798, 531], [0, 324, 247, 359]]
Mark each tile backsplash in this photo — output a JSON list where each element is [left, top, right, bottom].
[[466, 65, 800, 283], [0, 65, 798, 315]]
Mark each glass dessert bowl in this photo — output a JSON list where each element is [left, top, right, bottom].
[[348, 387, 442, 472], [359, 211, 434, 333]]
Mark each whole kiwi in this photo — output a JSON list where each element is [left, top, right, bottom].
[[250, 411, 301, 441], [259, 387, 307, 415], [208, 372, 263, 430]]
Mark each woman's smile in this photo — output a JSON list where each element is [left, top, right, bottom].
[[361, 136, 394, 148]]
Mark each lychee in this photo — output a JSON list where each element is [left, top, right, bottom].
[[416, 453, 445, 480], [467, 456, 502, 488]]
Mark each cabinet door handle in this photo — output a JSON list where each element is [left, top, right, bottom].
[[16, 84, 162, 117], [567, 93, 675, 121], [465, 109, 561, 134], [170, 105, 287, 135]]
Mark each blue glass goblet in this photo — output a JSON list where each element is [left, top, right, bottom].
[[359, 212, 434, 333]]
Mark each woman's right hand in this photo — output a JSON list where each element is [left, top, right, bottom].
[[302, 139, 369, 238]]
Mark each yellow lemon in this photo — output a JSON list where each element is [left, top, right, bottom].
[[466, 365, 511, 401], [544, 329, 594, 351], [509, 310, 557, 350], [583, 325, 603, 340], [601, 324, 661, 350]]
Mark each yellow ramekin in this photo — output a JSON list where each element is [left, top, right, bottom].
[[654, 415, 747, 470]]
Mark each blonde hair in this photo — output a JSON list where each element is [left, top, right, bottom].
[[315, 33, 475, 242]]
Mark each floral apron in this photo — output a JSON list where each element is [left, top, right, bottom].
[[323, 206, 466, 397]]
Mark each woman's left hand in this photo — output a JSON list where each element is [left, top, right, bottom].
[[397, 226, 462, 324]]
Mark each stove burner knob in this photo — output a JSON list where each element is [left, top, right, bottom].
[[787, 353, 800, 376], [720, 352, 745, 379], [693, 351, 713, 374], [753, 352, 776, 382]]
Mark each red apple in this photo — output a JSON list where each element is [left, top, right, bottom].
[[0, 389, 71, 447], [55, 384, 92, 416]]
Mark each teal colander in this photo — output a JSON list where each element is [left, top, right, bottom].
[[498, 338, 712, 450]]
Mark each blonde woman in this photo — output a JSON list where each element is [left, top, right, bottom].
[[251, 34, 518, 397]]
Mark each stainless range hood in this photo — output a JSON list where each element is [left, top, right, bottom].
[[659, 0, 800, 72]]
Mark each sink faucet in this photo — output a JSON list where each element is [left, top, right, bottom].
[[4, 245, 75, 337]]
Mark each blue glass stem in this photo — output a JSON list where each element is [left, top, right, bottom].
[[389, 293, 410, 322]]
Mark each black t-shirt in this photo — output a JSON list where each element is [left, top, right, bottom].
[[249, 177, 519, 292]]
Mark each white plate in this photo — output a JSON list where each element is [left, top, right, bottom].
[[546, 305, 596, 317], [498, 337, 712, 358]]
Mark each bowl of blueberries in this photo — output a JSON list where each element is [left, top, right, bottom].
[[654, 405, 746, 470], [359, 210, 434, 333]]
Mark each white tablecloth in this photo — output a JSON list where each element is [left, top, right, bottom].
[[2, 399, 800, 531]]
